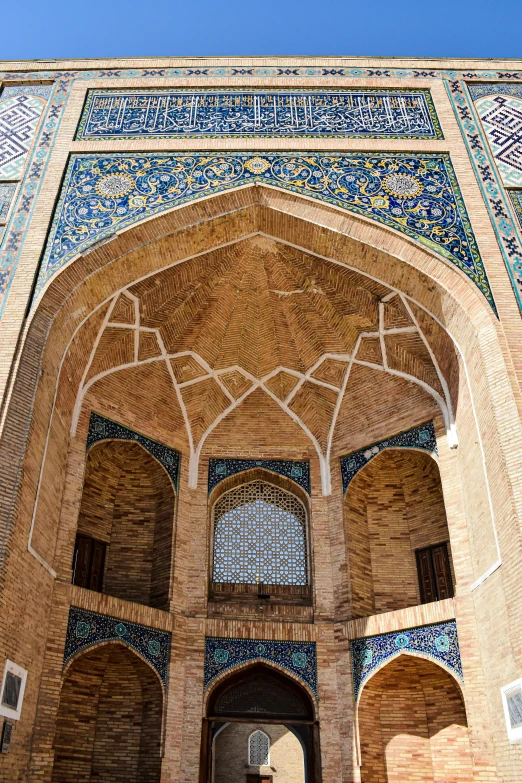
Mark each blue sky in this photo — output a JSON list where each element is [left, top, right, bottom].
[[2, 0, 521, 61]]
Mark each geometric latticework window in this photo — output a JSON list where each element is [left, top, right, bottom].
[[248, 729, 270, 766], [212, 481, 308, 586]]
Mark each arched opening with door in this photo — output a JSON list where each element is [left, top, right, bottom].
[[202, 663, 319, 783], [345, 449, 454, 618], [52, 642, 164, 783], [73, 439, 175, 610], [357, 654, 473, 782]]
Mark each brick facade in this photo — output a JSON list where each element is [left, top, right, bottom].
[[0, 56, 522, 783]]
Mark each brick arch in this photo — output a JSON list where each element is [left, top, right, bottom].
[[52, 641, 164, 783], [208, 467, 310, 514], [344, 449, 453, 617], [355, 653, 472, 783], [76, 439, 175, 609]]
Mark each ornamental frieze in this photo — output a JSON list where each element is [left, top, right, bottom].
[[35, 151, 493, 310], [76, 88, 442, 140]]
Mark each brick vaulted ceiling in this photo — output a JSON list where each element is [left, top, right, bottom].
[[73, 235, 458, 494]]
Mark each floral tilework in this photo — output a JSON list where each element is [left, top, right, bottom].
[[509, 191, 522, 230], [64, 606, 171, 687], [87, 411, 180, 489], [340, 421, 437, 493], [35, 151, 492, 310], [205, 636, 317, 695], [208, 457, 310, 495], [76, 88, 442, 140], [351, 621, 462, 701]]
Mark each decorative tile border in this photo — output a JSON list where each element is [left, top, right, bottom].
[[351, 620, 462, 701], [204, 636, 317, 695], [448, 79, 522, 313], [340, 421, 437, 493], [2, 67, 522, 319], [64, 606, 171, 687], [76, 88, 442, 140], [208, 457, 310, 495], [468, 84, 522, 101], [34, 151, 492, 309], [0, 85, 52, 180], [87, 411, 180, 489]]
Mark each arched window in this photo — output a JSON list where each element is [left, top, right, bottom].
[[248, 730, 270, 766], [212, 480, 308, 586]]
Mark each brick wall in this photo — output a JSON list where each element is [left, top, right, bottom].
[[358, 655, 473, 783], [77, 440, 174, 609], [214, 722, 305, 783], [345, 450, 453, 617], [51, 643, 162, 783]]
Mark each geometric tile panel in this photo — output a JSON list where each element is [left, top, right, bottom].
[[340, 420, 438, 493], [0, 183, 16, 223], [0, 85, 50, 180], [208, 457, 311, 495], [64, 606, 171, 687], [36, 151, 493, 310], [204, 636, 318, 695], [351, 620, 462, 701], [86, 411, 180, 489], [474, 94, 522, 188], [76, 88, 443, 140]]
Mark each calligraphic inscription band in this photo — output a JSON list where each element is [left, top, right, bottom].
[[76, 88, 442, 140]]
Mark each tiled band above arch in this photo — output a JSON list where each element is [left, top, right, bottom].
[[351, 620, 462, 701], [205, 636, 318, 695], [64, 606, 171, 687], [35, 151, 493, 310], [340, 421, 437, 493], [208, 458, 311, 495], [87, 411, 180, 489], [76, 88, 443, 140]]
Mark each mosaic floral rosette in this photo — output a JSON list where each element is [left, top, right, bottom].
[[64, 606, 171, 686], [87, 412, 180, 488], [351, 620, 462, 701], [35, 152, 493, 310], [208, 457, 310, 494], [205, 637, 317, 695], [340, 421, 437, 493]]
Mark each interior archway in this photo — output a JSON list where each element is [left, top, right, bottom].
[[52, 642, 163, 783], [203, 663, 318, 783], [345, 449, 454, 617], [357, 654, 473, 783], [74, 439, 175, 609]]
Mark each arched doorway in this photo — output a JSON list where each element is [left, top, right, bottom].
[[201, 663, 320, 783], [73, 439, 175, 610], [357, 654, 473, 782], [52, 642, 163, 783]]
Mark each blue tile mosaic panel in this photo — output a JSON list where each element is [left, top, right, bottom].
[[35, 151, 493, 310], [76, 88, 442, 140], [87, 411, 180, 489], [0, 84, 52, 180], [64, 606, 171, 687], [351, 620, 462, 701], [468, 84, 522, 101], [208, 457, 310, 495], [0, 183, 16, 224], [340, 421, 437, 493], [205, 637, 317, 695], [472, 90, 522, 188]]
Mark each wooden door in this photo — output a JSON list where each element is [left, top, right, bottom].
[[89, 539, 106, 592], [73, 535, 93, 588], [431, 543, 453, 600]]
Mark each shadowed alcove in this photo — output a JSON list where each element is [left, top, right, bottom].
[[73, 440, 175, 609]]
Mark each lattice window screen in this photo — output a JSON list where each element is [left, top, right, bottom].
[[212, 481, 308, 586], [248, 730, 270, 765]]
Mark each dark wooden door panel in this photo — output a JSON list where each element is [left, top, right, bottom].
[[89, 539, 106, 592], [73, 536, 92, 588], [432, 543, 454, 600], [416, 547, 436, 603]]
